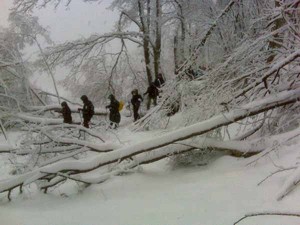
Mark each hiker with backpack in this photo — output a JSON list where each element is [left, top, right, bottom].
[[78, 95, 94, 128], [131, 89, 143, 122], [106, 94, 121, 129], [144, 82, 159, 110], [61, 101, 72, 124]]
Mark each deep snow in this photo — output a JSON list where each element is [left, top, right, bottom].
[[0, 116, 300, 225]]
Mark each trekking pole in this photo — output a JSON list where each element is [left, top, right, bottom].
[[78, 109, 84, 139], [78, 110, 83, 125], [127, 102, 132, 118], [105, 108, 109, 131]]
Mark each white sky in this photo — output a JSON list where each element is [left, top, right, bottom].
[[0, 0, 121, 101], [0, 0, 118, 41]]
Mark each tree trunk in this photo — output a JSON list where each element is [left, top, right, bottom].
[[174, 34, 179, 72], [174, 0, 186, 67], [1, 89, 299, 196], [138, 0, 153, 85], [153, 0, 162, 79]]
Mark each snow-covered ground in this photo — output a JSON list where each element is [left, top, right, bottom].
[[0, 117, 300, 225]]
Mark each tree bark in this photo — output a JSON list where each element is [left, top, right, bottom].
[[138, 0, 153, 85], [153, 0, 162, 79]]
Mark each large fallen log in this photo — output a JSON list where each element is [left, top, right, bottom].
[[27, 105, 107, 116], [0, 144, 16, 153], [15, 113, 63, 125], [0, 89, 299, 198]]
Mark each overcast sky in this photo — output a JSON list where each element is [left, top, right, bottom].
[[0, 0, 120, 101], [0, 0, 118, 41]]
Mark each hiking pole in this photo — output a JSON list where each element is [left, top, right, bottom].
[[104, 107, 109, 131], [78, 109, 84, 139], [78, 110, 83, 124]]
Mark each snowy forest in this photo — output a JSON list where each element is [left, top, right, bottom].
[[0, 0, 300, 224]]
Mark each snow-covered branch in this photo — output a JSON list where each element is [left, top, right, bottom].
[[234, 211, 300, 225], [1, 89, 299, 199]]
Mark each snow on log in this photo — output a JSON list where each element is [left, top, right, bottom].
[[40, 124, 106, 141], [16, 113, 63, 125], [34, 89, 300, 173], [41, 132, 120, 152], [229, 49, 300, 102], [27, 105, 107, 116], [41, 145, 195, 187], [0, 89, 298, 195], [40, 130, 292, 186], [0, 144, 16, 153]]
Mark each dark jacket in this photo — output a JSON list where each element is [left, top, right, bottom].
[[144, 84, 159, 98], [62, 104, 72, 124], [82, 100, 94, 119], [106, 98, 121, 124], [131, 94, 143, 107], [154, 77, 165, 88]]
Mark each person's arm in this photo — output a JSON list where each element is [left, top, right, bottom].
[[78, 103, 85, 112], [60, 107, 66, 117]]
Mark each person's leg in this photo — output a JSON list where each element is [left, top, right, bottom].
[[147, 96, 151, 110], [136, 107, 140, 120], [153, 96, 157, 106], [114, 123, 118, 129], [133, 106, 137, 121], [133, 106, 139, 121], [83, 118, 89, 128]]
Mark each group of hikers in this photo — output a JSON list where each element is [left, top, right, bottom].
[[60, 73, 165, 128], [60, 95, 95, 128], [131, 73, 165, 121]]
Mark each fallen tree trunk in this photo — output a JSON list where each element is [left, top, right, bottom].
[[14, 113, 106, 126], [0, 144, 16, 153], [12, 128, 297, 192], [15, 113, 63, 125], [1, 89, 299, 198], [27, 105, 107, 116]]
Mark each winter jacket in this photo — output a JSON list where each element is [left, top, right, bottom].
[[82, 100, 94, 119], [154, 77, 165, 88], [106, 99, 121, 124], [144, 84, 159, 98], [62, 105, 72, 124], [131, 94, 143, 107]]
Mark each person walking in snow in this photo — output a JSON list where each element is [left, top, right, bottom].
[[78, 95, 94, 128], [106, 94, 121, 129], [144, 82, 159, 110], [131, 89, 143, 122], [61, 101, 72, 124]]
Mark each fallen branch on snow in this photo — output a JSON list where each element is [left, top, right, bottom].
[[234, 211, 300, 225], [0, 89, 299, 199]]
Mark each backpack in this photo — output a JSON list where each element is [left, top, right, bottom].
[[118, 100, 124, 111]]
